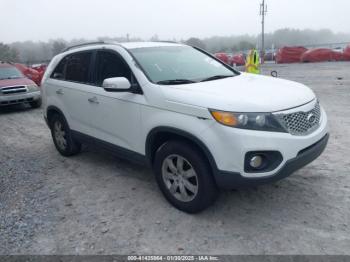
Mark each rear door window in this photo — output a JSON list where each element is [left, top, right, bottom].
[[65, 52, 92, 83]]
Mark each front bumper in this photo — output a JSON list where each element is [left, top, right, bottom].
[[200, 105, 328, 177], [0, 91, 41, 106], [214, 133, 329, 189]]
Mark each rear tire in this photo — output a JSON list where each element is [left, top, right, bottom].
[[154, 140, 218, 213], [29, 98, 42, 108], [50, 114, 81, 156]]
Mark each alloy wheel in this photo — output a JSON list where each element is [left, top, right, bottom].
[[54, 121, 67, 150], [161, 154, 199, 202]]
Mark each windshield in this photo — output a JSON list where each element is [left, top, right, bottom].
[[0, 67, 24, 80], [129, 46, 238, 84]]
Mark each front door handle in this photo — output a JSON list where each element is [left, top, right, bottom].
[[56, 89, 64, 95], [88, 96, 99, 104]]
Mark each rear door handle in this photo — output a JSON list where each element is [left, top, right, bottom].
[[56, 89, 64, 95], [88, 96, 99, 104]]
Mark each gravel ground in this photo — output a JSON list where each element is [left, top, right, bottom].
[[0, 62, 350, 255]]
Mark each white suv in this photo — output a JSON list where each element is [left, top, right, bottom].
[[42, 41, 329, 213]]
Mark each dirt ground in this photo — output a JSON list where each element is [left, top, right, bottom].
[[1, 62, 349, 255]]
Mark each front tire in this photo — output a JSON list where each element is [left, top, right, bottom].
[[50, 114, 81, 156], [154, 141, 218, 213]]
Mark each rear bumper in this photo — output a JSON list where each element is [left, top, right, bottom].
[[214, 133, 329, 189], [0, 91, 41, 106]]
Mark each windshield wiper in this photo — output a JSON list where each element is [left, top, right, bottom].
[[200, 75, 234, 82], [157, 79, 197, 85]]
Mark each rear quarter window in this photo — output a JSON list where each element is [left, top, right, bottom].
[[51, 57, 68, 80]]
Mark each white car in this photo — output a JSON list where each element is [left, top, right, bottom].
[[42, 41, 329, 213]]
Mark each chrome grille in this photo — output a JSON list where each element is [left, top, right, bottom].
[[276, 102, 321, 136], [1, 86, 27, 95]]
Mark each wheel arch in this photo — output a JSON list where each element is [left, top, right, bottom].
[[145, 127, 219, 174], [46, 105, 66, 128]]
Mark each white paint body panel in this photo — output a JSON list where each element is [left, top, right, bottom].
[[42, 42, 329, 179], [160, 73, 316, 112]]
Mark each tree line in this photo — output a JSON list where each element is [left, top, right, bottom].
[[1, 29, 349, 64]]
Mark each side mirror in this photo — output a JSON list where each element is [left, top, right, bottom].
[[102, 77, 131, 92]]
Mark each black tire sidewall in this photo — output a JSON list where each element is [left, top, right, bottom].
[[154, 141, 218, 213], [50, 114, 80, 156]]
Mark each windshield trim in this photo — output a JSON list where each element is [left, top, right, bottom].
[[126, 45, 240, 85]]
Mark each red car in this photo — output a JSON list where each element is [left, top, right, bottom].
[[0, 62, 41, 107], [31, 64, 47, 73], [276, 47, 307, 64], [231, 54, 245, 66], [31, 64, 47, 85], [214, 53, 231, 65], [13, 63, 42, 86], [301, 48, 345, 63], [343, 45, 350, 61]]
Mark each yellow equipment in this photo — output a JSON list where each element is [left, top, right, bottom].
[[245, 49, 260, 74]]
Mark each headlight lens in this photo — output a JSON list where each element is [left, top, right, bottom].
[[27, 84, 39, 91], [210, 110, 287, 132]]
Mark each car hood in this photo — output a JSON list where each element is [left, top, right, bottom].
[[160, 73, 315, 112], [0, 78, 35, 88]]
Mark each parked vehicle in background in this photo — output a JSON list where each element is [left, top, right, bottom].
[[231, 54, 245, 66], [0, 62, 41, 107], [42, 42, 329, 213], [31, 64, 47, 85], [276, 46, 307, 64], [344, 45, 350, 60], [215, 53, 245, 67], [214, 53, 231, 65], [31, 64, 47, 73], [14, 63, 42, 86], [301, 48, 345, 63], [264, 51, 275, 62]]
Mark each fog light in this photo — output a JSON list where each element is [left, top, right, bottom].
[[245, 151, 283, 173], [250, 155, 263, 169]]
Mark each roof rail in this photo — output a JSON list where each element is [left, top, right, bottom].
[[155, 40, 179, 44], [62, 41, 116, 52]]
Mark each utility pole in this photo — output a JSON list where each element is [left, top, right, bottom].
[[260, 0, 267, 63]]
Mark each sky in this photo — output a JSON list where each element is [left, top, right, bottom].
[[1, 0, 350, 43]]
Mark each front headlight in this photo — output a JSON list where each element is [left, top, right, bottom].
[[210, 110, 287, 133], [27, 85, 39, 91]]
